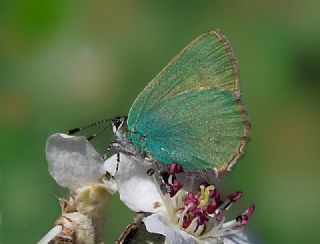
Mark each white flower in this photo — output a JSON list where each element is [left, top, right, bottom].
[[46, 133, 118, 192], [115, 156, 255, 244], [42, 133, 255, 243], [39, 133, 119, 244]]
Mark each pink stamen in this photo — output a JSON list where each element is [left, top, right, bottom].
[[195, 210, 206, 225], [228, 191, 243, 202], [189, 202, 198, 213], [183, 214, 192, 229], [209, 189, 222, 205], [185, 192, 199, 211], [162, 162, 185, 197], [206, 201, 217, 214], [165, 163, 256, 237], [246, 204, 255, 217], [236, 204, 255, 226], [168, 162, 183, 175], [170, 180, 183, 197]]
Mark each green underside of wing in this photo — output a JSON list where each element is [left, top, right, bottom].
[[129, 88, 244, 169]]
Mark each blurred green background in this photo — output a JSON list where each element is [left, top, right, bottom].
[[1, 0, 320, 243]]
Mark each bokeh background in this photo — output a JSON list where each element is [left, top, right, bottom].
[[1, 0, 319, 243]]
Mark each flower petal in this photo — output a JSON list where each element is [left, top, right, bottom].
[[46, 133, 105, 190], [143, 213, 196, 244], [224, 231, 250, 244], [102, 154, 119, 193], [116, 154, 165, 213], [103, 154, 118, 176]]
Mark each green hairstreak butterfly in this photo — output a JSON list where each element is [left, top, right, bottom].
[[69, 29, 250, 174]]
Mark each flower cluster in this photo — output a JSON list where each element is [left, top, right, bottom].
[[141, 162, 255, 243], [39, 134, 255, 244]]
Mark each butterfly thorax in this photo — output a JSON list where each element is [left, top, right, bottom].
[[112, 116, 153, 160]]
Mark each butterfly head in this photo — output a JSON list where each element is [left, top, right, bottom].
[[112, 116, 127, 134]]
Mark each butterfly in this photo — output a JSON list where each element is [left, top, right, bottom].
[[69, 29, 251, 175]]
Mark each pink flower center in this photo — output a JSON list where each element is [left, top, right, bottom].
[[163, 162, 255, 236]]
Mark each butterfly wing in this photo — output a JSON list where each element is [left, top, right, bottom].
[[127, 29, 250, 170]]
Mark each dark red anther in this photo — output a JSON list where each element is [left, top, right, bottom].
[[189, 202, 198, 212], [206, 201, 217, 214], [195, 210, 206, 225], [182, 214, 192, 229], [185, 192, 199, 212], [228, 191, 243, 202], [168, 162, 183, 175], [172, 180, 183, 191], [246, 204, 255, 217], [209, 189, 222, 205], [209, 189, 215, 198], [236, 204, 255, 226], [185, 192, 199, 205], [170, 180, 183, 197]]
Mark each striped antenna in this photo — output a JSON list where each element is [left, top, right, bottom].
[[67, 118, 111, 135]]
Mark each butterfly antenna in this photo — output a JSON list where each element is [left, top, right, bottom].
[[67, 118, 111, 135], [86, 124, 111, 141]]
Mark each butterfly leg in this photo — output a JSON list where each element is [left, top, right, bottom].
[[152, 161, 173, 192], [113, 139, 140, 157], [116, 151, 120, 174], [102, 142, 115, 160], [107, 142, 114, 152]]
